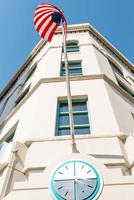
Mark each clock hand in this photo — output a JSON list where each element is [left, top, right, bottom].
[[75, 177, 97, 181], [58, 186, 63, 190], [65, 191, 69, 197], [75, 178, 96, 185], [75, 180, 89, 185]]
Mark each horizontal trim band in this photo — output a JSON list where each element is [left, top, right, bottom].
[[0, 74, 133, 130]]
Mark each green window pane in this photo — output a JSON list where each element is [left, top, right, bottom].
[[61, 62, 82, 76], [56, 100, 90, 136], [59, 113, 89, 126], [24, 64, 37, 83], [59, 115, 69, 126], [73, 113, 89, 125], [6, 132, 15, 143], [62, 68, 82, 76], [59, 103, 68, 112], [15, 85, 30, 106], [68, 63, 81, 68], [109, 61, 123, 76], [72, 102, 87, 111], [59, 102, 87, 112], [58, 128, 70, 136], [118, 81, 134, 97], [66, 47, 79, 52], [58, 127, 90, 136], [75, 127, 90, 135], [66, 42, 79, 52]]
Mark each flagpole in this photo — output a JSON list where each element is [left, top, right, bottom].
[[62, 25, 78, 153]]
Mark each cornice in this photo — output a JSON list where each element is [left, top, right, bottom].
[[56, 23, 134, 71], [0, 23, 133, 100]]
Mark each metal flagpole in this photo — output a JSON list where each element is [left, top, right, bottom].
[[62, 25, 78, 153]]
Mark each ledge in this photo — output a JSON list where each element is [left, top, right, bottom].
[[0, 74, 133, 130], [23, 132, 129, 147]]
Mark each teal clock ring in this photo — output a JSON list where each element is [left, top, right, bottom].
[[50, 159, 103, 200]]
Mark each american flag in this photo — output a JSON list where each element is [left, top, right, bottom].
[[34, 3, 67, 42]]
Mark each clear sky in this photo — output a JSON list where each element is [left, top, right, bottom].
[[0, 0, 134, 92]]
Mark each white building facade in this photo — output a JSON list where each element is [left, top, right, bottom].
[[0, 23, 134, 200]]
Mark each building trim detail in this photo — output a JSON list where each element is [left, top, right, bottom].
[[0, 24, 133, 101], [0, 74, 133, 131]]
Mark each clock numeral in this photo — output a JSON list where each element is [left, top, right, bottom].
[[58, 186, 63, 190], [58, 172, 63, 175], [65, 166, 69, 170], [87, 170, 91, 174], [81, 165, 84, 169], [88, 185, 93, 188], [65, 191, 68, 196]]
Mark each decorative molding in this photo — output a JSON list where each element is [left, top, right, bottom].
[[0, 24, 133, 101], [56, 24, 134, 69], [24, 132, 129, 146], [0, 74, 133, 130]]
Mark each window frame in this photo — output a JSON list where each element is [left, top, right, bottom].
[[5, 131, 15, 143], [108, 59, 134, 97], [131, 112, 134, 119], [24, 63, 37, 84], [60, 61, 82, 76], [117, 79, 134, 97], [0, 123, 17, 153], [0, 132, 15, 151], [15, 85, 31, 107], [66, 41, 79, 52], [55, 99, 90, 136], [109, 60, 124, 77]]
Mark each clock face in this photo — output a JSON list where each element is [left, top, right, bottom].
[[50, 160, 103, 200]]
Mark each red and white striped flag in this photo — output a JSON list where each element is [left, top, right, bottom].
[[34, 3, 67, 42]]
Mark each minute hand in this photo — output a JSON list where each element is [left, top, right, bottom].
[[75, 178, 97, 184]]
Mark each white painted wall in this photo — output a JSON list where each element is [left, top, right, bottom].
[[0, 24, 133, 200], [0, 78, 132, 145], [105, 82, 134, 133], [0, 30, 133, 127]]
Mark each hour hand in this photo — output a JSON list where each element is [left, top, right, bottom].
[[76, 178, 97, 185]]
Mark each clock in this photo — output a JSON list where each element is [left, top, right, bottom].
[[50, 159, 103, 200]]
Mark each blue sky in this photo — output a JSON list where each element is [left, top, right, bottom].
[[0, 0, 134, 92]]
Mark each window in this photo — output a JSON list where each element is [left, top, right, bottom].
[[24, 63, 37, 83], [117, 80, 134, 97], [5, 132, 15, 143], [0, 98, 9, 117], [61, 61, 82, 76], [109, 60, 134, 97], [66, 41, 79, 52], [15, 85, 30, 107], [109, 60, 124, 77], [0, 131, 15, 152], [56, 99, 90, 136], [131, 112, 134, 119], [131, 69, 134, 75]]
